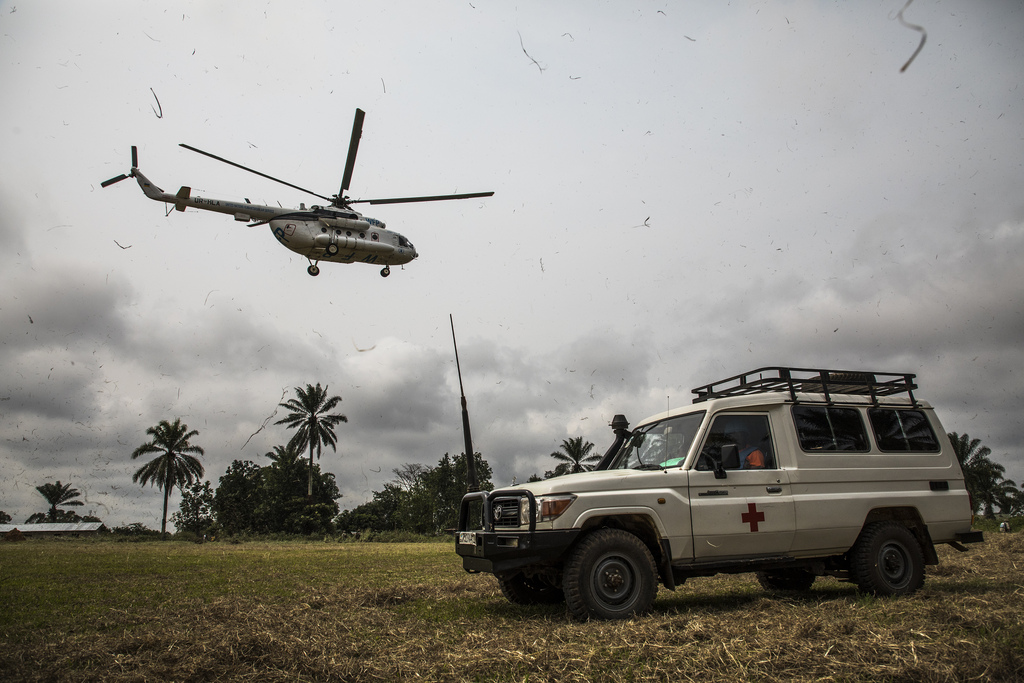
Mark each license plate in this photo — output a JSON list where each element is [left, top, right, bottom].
[[458, 531, 477, 545]]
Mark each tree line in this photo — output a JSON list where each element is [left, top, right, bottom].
[[3, 406, 1021, 536]]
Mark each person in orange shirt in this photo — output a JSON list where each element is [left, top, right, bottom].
[[738, 432, 766, 469]]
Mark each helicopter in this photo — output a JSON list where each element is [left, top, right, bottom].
[[101, 109, 493, 277]]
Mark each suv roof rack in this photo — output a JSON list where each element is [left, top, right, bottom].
[[691, 366, 919, 406]]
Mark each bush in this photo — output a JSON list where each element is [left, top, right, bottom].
[[3, 528, 26, 542], [972, 515, 1023, 534], [344, 529, 449, 544], [110, 523, 162, 541]]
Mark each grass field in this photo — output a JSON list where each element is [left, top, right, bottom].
[[2, 532, 1022, 682]]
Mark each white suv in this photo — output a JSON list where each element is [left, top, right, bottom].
[[456, 367, 983, 620]]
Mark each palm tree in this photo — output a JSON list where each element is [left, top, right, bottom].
[[131, 418, 205, 538], [35, 481, 84, 522], [276, 383, 348, 496], [550, 436, 600, 475], [948, 432, 1016, 518], [265, 442, 304, 470]]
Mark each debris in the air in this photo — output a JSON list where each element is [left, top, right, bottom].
[[895, 0, 927, 73], [150, 88, 163, 118], [518, 31, 545, 73]]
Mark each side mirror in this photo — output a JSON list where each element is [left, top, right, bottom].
[[716, 444, 740, 479]]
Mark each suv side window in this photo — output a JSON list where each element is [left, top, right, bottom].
[[792, 406, 869, 452], [868, 408, 940, 452], [696, 414, 775, 470]]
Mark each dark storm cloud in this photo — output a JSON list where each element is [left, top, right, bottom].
[[0, 195, 27, 259], [0, 265, 133, 420], [0, 268, 131, 358], [341, 343, 450, 434], [117, 303, 333, 382]]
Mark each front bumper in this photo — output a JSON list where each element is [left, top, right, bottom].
[[456, 488, 581, 575], [456, 528, 581, 574]]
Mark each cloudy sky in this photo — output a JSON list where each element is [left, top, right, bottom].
[[2, 1, 1022, 528]]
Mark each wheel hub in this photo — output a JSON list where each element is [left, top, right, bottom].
[[593, 555, 635, 605], [603, 568, 625, 591], [880, 542, 909, 584]]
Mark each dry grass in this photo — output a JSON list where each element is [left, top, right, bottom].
[[1, 534, 1022, 682]]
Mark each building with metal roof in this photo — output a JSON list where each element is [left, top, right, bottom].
[[1, 522, 103, 536]]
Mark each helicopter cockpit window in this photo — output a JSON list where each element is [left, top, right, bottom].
[[609, 412, 706, 470], [398, 236, 413, 248]]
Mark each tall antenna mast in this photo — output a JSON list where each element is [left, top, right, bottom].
[[450, 314, 479, 492]]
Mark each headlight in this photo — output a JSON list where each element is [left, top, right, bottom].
[[537, 494, 577, 522]]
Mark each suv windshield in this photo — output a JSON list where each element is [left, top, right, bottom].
[[609, 411, 706, 470]]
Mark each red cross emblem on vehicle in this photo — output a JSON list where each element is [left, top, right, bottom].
[[741, 503, 765, 532]]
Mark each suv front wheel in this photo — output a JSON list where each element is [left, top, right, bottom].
[[563, 528, 658, 620], [851, 522, 925, 596]]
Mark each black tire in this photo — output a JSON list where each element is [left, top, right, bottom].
[[307, 265, 320, 276], [563, 529, 658, 621], [497, 573, 564, 605], [851, 522, 925, 597], [756, 568, 816, 592]]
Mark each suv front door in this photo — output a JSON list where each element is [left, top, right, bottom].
[[687, 413, 795, 560]]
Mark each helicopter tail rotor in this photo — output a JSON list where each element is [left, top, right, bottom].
[[101, 146, 139, 187]]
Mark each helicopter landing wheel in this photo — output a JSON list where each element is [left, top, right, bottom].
[[325, 244, 339, 256], [307, 264, 320, 277], [380, 266, 391, 278]]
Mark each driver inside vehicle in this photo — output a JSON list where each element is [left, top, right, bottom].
[[738, 431, 766, 469]]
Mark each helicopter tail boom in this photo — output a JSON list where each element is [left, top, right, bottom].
[[130, 169, 171, 202], [127, 168, 287, 222]]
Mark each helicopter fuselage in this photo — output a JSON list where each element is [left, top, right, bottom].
[[129, 169, 417, 272], [268, 209, 417, 267]]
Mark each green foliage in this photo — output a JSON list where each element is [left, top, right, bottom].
[[336, 452, 492, 536], [171, 480, 216, 534], [26, 509, 86, 524], [549, 436, 599, 475], [210, 452, 340, 537], [213, 460, 263, 535], [544, 462, 573, 479], [33, 481, 85, 523], [110, 523, 162, 540], [275, 383, 348, 497], [0, 510, 11, 524], [948, 432, 1022, 517], [131, 418, 205, 537], [971, 515, 1024, 533]]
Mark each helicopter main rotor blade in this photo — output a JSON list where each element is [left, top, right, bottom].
[[352, 191, 495, 205], [179, 143, 332, 202], [340, 108, 365, 196]]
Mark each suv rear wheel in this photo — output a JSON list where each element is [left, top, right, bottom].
[[851, 522, 925, 596], [563, 528, 658, 620]]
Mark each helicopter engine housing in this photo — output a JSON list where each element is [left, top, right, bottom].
[[318, 216, 371, 232], [312, 229, 396, 256]]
